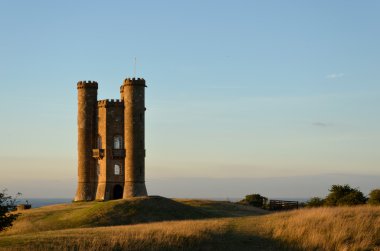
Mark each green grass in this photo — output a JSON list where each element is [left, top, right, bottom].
[[1, 196, 266, 236]]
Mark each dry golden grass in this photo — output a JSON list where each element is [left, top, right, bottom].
[[0, 218, 282, 251], [0, 199, 379, 251], [236, 205, 380, 251]]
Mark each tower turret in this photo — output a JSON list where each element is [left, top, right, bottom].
[[120, 78, 148, 197], [75, 81, 98, 201]]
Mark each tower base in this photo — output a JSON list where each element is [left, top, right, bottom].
[[123, 181, 147, 198], [95, 182, 125, 200], [74, 182, 95, 201]]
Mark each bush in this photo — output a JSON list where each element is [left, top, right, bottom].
[[324, 184, 367, 206], [0, 190, 21, 232], [306, 197, 324, 208], [243, 194, 268, 208], [368, 189, 380, 205]]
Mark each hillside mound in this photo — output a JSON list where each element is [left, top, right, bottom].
[[3, 196, 266, 235], [1, 205, 379, 250]]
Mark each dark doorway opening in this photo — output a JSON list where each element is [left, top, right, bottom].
[[113, 184, 123, 199]]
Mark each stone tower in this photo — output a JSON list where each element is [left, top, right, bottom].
[[121, 78, 148, 197], [75, 81, 98, 201], [74, 78, 147, 201]]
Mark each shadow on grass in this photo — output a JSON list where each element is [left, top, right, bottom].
[[96, 196, 267, 227], [198, 227, 302, 251]]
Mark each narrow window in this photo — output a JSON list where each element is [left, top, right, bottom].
[[114, 135, 123, 149], [96, 163, 100, 176], [97, 135, 102, 149], [114, 164, 121, 175]]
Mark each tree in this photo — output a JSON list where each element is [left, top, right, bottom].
[[306, 197, 324, 208], [324, 184, 367, 206], [243, 194, 268, 208], [0, 190, 20, 232], [368, 189, 380, 205]]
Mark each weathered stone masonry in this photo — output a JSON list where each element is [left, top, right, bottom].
[[75, 78, 147, 201]]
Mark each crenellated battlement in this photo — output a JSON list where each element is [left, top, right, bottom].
[[77, 80, 98, 89], [97, 99, 124, 108], [122, 78, 146, 87]]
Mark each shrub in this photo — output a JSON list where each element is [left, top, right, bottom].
[[0, 190, 20, 232], [368, 189, 380, 205], [324, 184, 367, 206], [306, 197, 324, 208], [244, 194, 268, 208]]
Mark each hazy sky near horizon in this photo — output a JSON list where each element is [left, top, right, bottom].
[[0, 1, 379, 198]]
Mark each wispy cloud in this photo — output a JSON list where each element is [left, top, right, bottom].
[[312, 122, 332, 127], [326, 73, 344, 79], [206, 85, 245, 89]]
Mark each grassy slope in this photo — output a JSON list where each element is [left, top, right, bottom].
[[0, 198, 379, 251], [0, 196, 267, 236]]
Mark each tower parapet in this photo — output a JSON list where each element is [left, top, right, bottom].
[[123, 78, 146, 86], [77, 80, 98, 89], [120, 78, 146, 98], [97, 99, 124, 108]]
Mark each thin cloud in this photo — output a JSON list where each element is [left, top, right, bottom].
[[206, 85, 245, 89], [312, 122, 332, 127], [326, 73, 344, 79]]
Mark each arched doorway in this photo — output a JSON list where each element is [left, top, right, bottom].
[[113, 184, 123, 199]]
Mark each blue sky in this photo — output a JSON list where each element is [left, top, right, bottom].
[[0, 1, 379, 198]]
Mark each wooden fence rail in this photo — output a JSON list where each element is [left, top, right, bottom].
[[269, 200, 299, 211]]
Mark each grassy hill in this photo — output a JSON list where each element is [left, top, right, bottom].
[[1, 196, 267, 236], [0, 197, 379, 250]]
